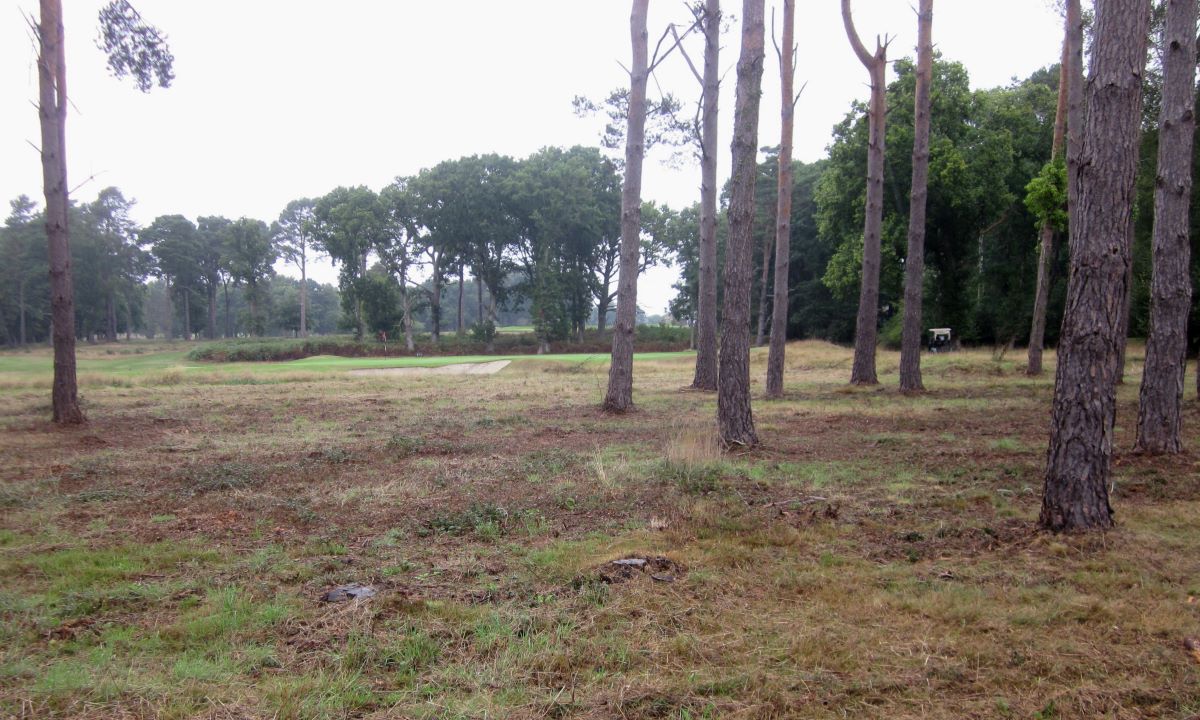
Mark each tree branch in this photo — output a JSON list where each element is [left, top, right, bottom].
[[792, 79, 808, 109], [670, 24, 704, 85], [648, 21, 696, 74], [841, 0, 876, 67]]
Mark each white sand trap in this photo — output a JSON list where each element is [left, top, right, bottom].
[[347, 360, 511, 377]]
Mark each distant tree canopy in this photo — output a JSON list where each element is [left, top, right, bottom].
[[6, 48, 1196, 350]]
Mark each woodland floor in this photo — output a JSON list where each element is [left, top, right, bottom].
[[0, 340, 1198, 719]]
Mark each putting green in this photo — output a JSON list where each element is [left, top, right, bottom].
[[0, 346, 694, 383]]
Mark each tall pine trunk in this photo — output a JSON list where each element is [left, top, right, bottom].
[[1135, 0, 1196, 454], [765, 0, 796, 399], [105, 292, 117, 342], [754, 233, 772, 346], [207, 283, 217, 339], [1040, 0, 1150, 533], [299, 253, 308, 338], [182, 290, 191, 340], [1027, 23, 1072, 375], [222, 280, 231, 338], [456, 265, 465, 335], [18, 277, 27, 345], [842, 0, 887, 386], [717, 0, 765, 447], [430, 251, 442, 343], [38, 0, 83, 424], [691, 0, 721, 392], [898, 0, 934, 393], [602, 0, 649, 413]]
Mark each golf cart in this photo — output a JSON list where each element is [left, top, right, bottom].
[[928, 328, 953, 353]]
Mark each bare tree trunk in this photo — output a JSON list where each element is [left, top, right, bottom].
[[842, 0, 887, 386], [1136, 0, 1196, 454], [899, 0, 934, 393], [486, 288, 497, 353], [38, 0, 83, 424], [400, 268, 415, 352], [456, 264, 465, 335], [125, 301, 132, 340], [1027, 23, 1072, 375], [430, 251, 442, 343], [104, 292, 116, 342], [222, 280, 231, 338], [597, 295, 610, 333], [299, 253, 308, 338], [476, 271, 484, 328], [691, 0, 721, 392], [754, 233, 772, 346], [603, 0, 649, 413], [717, 0, 765, 447], [18, 278, 27, 345], [355, 253, 366, 341], [765, 0, 796, 399], [1040, 0, 1150, 533], [165, 278, 174, 340], [1116, 257, 1133, 383], [1064, 0, 1087, 261], [183, 291, 191, 340], [207, 283, 217, 339]]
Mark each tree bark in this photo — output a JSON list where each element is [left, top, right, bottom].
[[222, 280, 231, 338], [1027, 23, 1072, 375], [207, 283, 217, 339], [1116, 257, 1133, 383], [754, 232, 772, 346], [299, 252, 308, 338], [430, 250, 442, 343], [164, 278, 174, 340], [105, 292, 117, 342], [691, 0, 721, 392], [182, 290, 191, 340], [38, 0, 83, 424], [765, 0, 796, 399], [717, 0, 765, 447], [842, 0, 887, 386], [1064, 0, 1087, 261], [898, 0, 934, 393], [476, 270, 484, 329], [597, 294, 611, 333], [603, 0, 649, 413], [1040, 0, 1150, 533], [1135, 0, 1196, 454], [456, 264, 465, 335], [18, 277, 27, 345]]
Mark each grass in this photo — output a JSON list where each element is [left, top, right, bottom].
[[0, 339, 1198, 718]]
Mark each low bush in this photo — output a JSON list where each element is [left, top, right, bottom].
[[187, 326, 691, 363]]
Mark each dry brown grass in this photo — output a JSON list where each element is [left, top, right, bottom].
[[0, 342, 1197, 719]]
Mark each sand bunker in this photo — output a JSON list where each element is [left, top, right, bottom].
[[347, 360, 511, 377]]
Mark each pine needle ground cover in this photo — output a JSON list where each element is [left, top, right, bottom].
[[1, 341, 1197, 719]]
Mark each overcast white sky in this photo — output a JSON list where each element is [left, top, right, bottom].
[[1, 1, 1063, 316]]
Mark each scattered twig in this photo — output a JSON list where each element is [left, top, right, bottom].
[[764, 495, 828, 508]]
